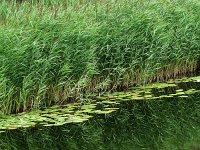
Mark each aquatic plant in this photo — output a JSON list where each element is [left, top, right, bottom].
[[0, 0, 200, 114], [1, 78, 200, 131], [0, 99, 119, 131], [1, 91, 200, 150]]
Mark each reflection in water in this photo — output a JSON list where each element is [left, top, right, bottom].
[[1, 82, 200, 149]]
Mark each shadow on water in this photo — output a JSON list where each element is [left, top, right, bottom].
[[1, 80, 200, 149]]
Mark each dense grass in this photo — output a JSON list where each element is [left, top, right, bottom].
[[0, 0, 200, 114]]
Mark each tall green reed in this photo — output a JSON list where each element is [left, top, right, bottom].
[[0, 0, 200, 114]]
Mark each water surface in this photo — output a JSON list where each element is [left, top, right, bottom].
[[1, 76, 200, 150]]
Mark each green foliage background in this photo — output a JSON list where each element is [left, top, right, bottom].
[[0, 0, 200, 113]]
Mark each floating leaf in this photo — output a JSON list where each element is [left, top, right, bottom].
[[178, 95, 189, 98], [141, 83, 177, 89], [176, 89, 184, 92]]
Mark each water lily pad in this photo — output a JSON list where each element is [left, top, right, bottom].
[[176, 92, 185, 95], [92, 109, 116, 114], [81, 104, 96, 110], [101, 101, 119, 104], [159, 95, 173, 98], [77, 109, 94, 113], [189, 76, 200, 81], [104, 108, 119, 110], [130, 96, 145, 100], [144, 95, 153, 98], [178, 95, 189, 98], [141, 83, 177, 89], [176, 89, 184, 92], [147, 97, 160, 100]]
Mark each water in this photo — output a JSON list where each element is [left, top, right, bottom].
[[1, 77, 200, 150]]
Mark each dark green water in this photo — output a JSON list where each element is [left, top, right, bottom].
[[1, 79, 200, 150]]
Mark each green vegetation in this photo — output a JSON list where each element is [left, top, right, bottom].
[[1, 92, 200, 150], [1, 0, 200, 114], [1, 77, 200, 131]]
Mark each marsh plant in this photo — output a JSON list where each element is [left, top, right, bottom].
[[1, 92, 200, 150], [0, 0, 200, 114]]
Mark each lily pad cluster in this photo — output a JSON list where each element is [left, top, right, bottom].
[[1, 76, 200, 132], [167, 76, 200, 83], [98, 77, 200, 102], [0, 101, 118, 132]]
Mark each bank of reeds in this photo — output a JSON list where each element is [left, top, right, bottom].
[[0, 0, 200, 114]]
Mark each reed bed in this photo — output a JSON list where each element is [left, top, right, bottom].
[[0, 0, 200, 114]]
